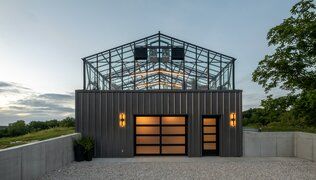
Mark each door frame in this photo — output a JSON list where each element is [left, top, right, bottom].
[[134, 114, 188, 156], [201, 115, 220, 156]]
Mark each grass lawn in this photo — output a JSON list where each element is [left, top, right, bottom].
[[0, 127, 75, 149]]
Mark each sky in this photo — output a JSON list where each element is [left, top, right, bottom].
[[0, 0, 296, 125]]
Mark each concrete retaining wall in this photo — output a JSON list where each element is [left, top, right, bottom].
[[0, 133, 80, 180], [295, 132, 316, 161], [244, 131, 316, 161]]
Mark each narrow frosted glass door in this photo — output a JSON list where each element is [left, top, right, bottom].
[[202, 117, 219, 156]]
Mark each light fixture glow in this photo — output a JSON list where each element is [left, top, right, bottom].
[[133, 69, 188, 78], [230, 112, 236, 127], [136, 81, 183, 89], [119, 113, 126, 128]]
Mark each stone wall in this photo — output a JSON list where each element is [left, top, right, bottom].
[[0, 133, 80, 180]]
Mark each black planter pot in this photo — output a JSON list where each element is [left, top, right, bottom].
[[84, 150, 93, 161], [74, 144, 85, 162]]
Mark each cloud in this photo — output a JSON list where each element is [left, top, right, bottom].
[[38, 93, 74, 101], [17, 97, 74, 113], [0, 88, 20, 93], [0, 81, 12, 87], [0, 81, 74, 125], [0, 81, 31, 94]]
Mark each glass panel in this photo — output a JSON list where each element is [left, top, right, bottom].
[[204, 143, 216, 150], [136, 146, 160, 154], [162, 127, 185, 134], [136, 116, 160, 125], [162, 136, 185, 144], [203, 127, 216, 134], [162, 116, 185, 125], [162, 146, 185, 154], [136, 126, 160, 134], [203, 118, 216, 125], [136, 136, 160, 144], [204, 135, 216, 142]]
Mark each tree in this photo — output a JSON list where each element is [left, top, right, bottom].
[[242, 108, 268, 126], [7, 120, 28, 137], [28, 121, 49, 132], [292, 89, 316, 125], [46, 119, 59, 128], [0, 128, 8, 138], [252, 0, 316, 92], [251, 0, 316, 126], [59, 117, 75, 127]]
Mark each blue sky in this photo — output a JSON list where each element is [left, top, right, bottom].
[[0, 0, 296, 125]]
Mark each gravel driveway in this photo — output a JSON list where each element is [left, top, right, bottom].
[[42, 157, 316, 180]]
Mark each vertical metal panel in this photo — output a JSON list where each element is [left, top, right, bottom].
[[89, 93, 95, 138], [75, 92, 80, 132], [126, 92, 133, 156], [144, 93, 150, 114], [229, 92, 235, 156], [224, 92, 229, 156], [107, 93, 113, 156], [187, 92, 193, 156], [113, 93, 118, 157], [95, 92, 101, 157], [101, 93, 107, 156], [237, 92, 243, 156], [163, 93, 168, 114], [83, 93, 89, 136], [193, 92, 199, 156], [199, 92, 205, 156], [75, 90, 242, 157], [174, 93, 180, 114]]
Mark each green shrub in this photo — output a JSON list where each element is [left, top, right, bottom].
[[75, 136, 94, 152], [242, 108, 269, 126], [0, 129, 8, 138], [59, 117, 75, 127], [28, 121, 49, 132], [46, 120, 59, 128], [81, 137, 94, 153], [7, 120, 28, 137]]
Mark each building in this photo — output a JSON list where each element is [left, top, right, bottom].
[[75, 32, 242, 157]]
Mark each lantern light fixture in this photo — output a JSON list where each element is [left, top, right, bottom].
[[119, 113, 126, 128], [230, 112, 236, 127]]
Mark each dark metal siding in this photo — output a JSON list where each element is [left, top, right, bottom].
[[75, 90, 243, 157]]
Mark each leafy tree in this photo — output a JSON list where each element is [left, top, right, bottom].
[[7, 120, 28, 137], [46, 119, 59, 128], [292, 89, 316, 125], [252, 0, 316, 92], [251, 0, 316, 126], [260, 95, 297, 123], [59, 117, 75, 127], [28, 121, 49, 132], [0, 128, 8, 138], [242, 108, 268, 126]]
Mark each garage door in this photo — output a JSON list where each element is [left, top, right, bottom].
[[135, 116, 187, 155]]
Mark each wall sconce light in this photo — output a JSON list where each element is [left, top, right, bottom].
[[230, 112, 236, 127], [119, 113, 126, 128]]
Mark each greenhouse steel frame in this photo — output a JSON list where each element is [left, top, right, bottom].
[[82, 32, 236, 91]]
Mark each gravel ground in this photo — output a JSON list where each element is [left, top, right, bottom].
[[41, 157, 316, 180]]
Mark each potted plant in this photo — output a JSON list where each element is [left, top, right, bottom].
[[73, 139, 85, 162], [81, 136, 94, 161]]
